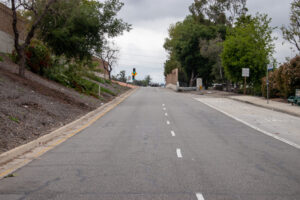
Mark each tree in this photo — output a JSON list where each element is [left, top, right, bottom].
[[221, 14, 276, 87], [38, 0, 130, 60], [189, 0, 247, 25], [163, 0, 248, 88], [117, 70, 127, 82], [132, 75, 152, 86], [144, 75, 152, 86], [199, 36, 224, 82], [281, 0, 300, 52], [4, 0, 57, 77], [164, 16, 217, 87], [98, 41, 119, 80]]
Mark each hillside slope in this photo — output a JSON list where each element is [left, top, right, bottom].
[[0, 56, 129, 153]]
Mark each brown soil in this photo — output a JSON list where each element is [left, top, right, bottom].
[[0, 55, 129, 154]]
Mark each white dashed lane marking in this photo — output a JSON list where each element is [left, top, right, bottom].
[[163, 107, 166, 111], [196, 193, 205, 200], [165, 113, 168, 116], [171, 131, 175, 137], [176, 148, 182, 158], [166, 120, 170, 125]]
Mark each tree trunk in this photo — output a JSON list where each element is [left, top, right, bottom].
[[18, 49, 26, 77], [189, 71, 194, 87]]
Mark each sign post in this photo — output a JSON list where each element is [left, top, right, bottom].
[[242, 68, 249, 95], [267, 64, 273, 104]]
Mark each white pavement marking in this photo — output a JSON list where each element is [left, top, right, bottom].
[[195, 98, 300, 150], [176, 148, 182, 158], [196, 193, 205, 200], [171, 131, 176, 137], [165, 113, 168, 116], [166, 120, 170, 125], [162, 104, 165, 107], [163, 107, 166, 111]]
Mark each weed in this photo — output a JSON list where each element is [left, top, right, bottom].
[[4, 173, 17, 178], [9, 116, 20, 123], [101, 87, 116, 96]]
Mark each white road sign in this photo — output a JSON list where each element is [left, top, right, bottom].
[[267, 64, 273, 71], [242, 68, 250, 77]]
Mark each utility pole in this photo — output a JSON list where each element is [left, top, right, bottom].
[[267, 67, 269, 104], [267, 64, 273, 104]]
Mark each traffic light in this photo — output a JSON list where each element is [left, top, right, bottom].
[[132, 68, 137, 81]]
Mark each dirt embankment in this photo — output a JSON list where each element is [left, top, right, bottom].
[[0, 56, 129, 154]]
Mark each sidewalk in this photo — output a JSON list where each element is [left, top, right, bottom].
[[229, 95, 300, 118], [194, 97, 300, 149]]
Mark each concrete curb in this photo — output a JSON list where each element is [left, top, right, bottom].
[[0, 88, 138, 166], [228, 97, 300, 118]]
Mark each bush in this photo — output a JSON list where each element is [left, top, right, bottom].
[[84, 72, 106, 84], [9, 51, 18, 63], [101, 87, 116, 96], [0, 56, 3, 62], [262, 56, 300, 98], [25, 40, 51, 75]]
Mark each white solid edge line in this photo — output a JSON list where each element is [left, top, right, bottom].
[[196, 193, 205, 200], [194, 98, 300, 150], [171, 131, 176, 136], [176, 148, 182, 158], [166, 120, 170, 125]]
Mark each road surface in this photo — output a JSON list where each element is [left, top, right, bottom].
[[0, 88, 300, 200]]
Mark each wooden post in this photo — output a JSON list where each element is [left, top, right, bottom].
[[98, 84, 101, 97]]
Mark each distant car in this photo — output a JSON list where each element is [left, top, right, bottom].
[[288, 96, 300, 106]]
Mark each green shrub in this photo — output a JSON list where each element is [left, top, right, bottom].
[[0, 56, 3, 62], [26, 40, 51, 75], [101, 87, 116, 96], [84, 72, 106, 84], [9, 52, 18, 63], [262, 56, 300, 98], [44, 58, 116, 98]]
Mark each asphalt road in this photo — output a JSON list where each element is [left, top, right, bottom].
[[0, 88, 300, 200]]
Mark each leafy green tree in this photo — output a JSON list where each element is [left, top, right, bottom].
[[164, 16, 217, 87], [38, 0, 130, 60], [163, 0, 248, 87], [221, 14, 276, 87], [164, 54, 181, 76], [117, 70, 127, 83], [281, 0, 300, 52], [144, 75, 152, 86], [189, 0, 247, 25], [5, 0, 57, 77], [200, 36, 224, 82]]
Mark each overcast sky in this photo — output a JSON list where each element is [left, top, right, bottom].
[[113, 0, 294, 83]]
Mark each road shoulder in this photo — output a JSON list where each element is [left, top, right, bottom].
[[194, 97, 300, 150], [0, 88, 138, 179]]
